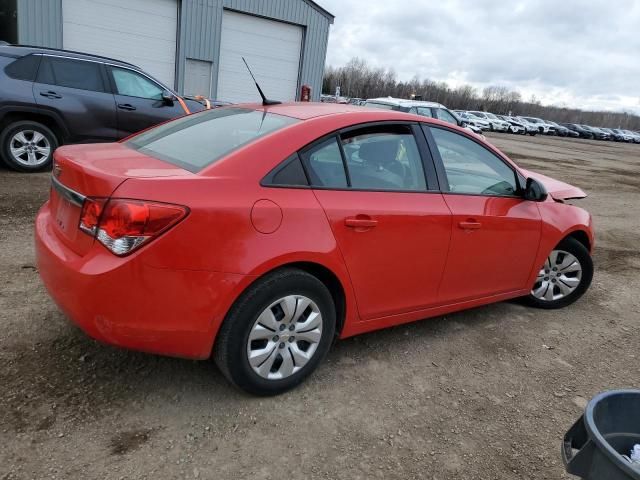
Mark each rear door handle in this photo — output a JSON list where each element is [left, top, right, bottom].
[[458, 220, 482, 230], [117, 103, 137, 111], [40, 90, 62, 99], [345, 217, 378, 228]]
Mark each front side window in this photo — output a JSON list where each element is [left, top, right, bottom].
[[341, 125, 427, 191], [111, 67, 164, 100], [435, 108, 458, 125], [430, 127, 518, 197], [127, 108, 298, 172], [36, 57, 105, 92]]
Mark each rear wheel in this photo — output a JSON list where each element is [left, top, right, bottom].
[[214, 268, 336, 395], [524, 237, 593, 309], [0, 121, 58, 172]]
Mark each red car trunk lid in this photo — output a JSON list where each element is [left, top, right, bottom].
[[49, 143, 189, 256]]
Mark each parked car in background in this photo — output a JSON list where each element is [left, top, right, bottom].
[[582, 126, 610, 140], [521, 117, 556, 135], [0, 44, 210, 172], [623, 130, 640, 143], [611, 128, 635, 142], [364, 98, 484, 136], [545, 121, 575, 138], [468, 111, 510, 132], [512, 117, 539, 136], [496, 115, 526, 134], [560, 123, 594, 139], [602, 128, 625, 142], [36, 103, 595, 395], [454, 111, 491, 131]]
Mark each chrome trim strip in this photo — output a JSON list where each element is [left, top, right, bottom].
[[51, 176, 86, 207]]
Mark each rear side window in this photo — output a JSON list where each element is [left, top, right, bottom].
[[341, 125, 426, 191], [363, 102, 395, 110], [300, 137, 348, 188], [5, 54, 41, 81], [127, 108, 299, 173], [36, 57, 105, 92]]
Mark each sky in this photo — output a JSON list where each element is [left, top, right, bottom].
[[318, 0, 640, 114]]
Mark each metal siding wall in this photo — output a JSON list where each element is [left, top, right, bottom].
[[182, 0, 330, 100], [16, 0, 331, 99], [17, 0, 62, 47]]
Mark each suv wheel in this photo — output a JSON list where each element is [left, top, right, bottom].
[[214, 268, 336, 395], [0, 121, 58, 172]]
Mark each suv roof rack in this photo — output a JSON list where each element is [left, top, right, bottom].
[[16, 44, 139, 68]]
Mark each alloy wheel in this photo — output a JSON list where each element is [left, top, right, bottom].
[[247, 295, 323, 380], [531, 250, 582, 302], [9, 130, 51, 167]]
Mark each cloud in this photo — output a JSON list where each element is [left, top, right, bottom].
[[319, 0, 640, 113]]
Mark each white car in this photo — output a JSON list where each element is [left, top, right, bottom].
[[520, 116, 556, 135], [468, 111, 510, 132], [455, 111, 491, 131], [364, 98, 485, 138]]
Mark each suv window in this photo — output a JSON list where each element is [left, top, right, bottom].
[[300, 137, 348, 188], [430, 127, 517, 196], [341, 125, 426, 191], [435, 108, 458, 125], [127, 108, 299, 173], [364, 102, 395, 110], [410, 107, 435, 118], [111, 67, 164, 100], [5, 54, 41, 81], [36, 56, 105, 92]]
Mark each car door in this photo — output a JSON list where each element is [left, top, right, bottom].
[[302, 123, 452, 320], [106, 66, 185, 138], [424, 125, 542, 303], [33, 56, 118, 142]]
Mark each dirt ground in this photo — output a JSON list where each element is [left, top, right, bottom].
[[1, 133, 639, 480]]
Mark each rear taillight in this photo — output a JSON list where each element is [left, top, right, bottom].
[[79, 198, 188, 256]]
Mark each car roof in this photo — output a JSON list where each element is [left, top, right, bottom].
[[0, 44, 138, 69], [364, 97, 445, 108]]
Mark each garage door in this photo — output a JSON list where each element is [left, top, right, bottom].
[[62, 0, 178, 88], [217, 10, 303, 103]]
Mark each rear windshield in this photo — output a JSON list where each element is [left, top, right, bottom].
[[126, 108, 298, 172]]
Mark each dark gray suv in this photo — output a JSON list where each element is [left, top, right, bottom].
[[0, 45, 207, 172]]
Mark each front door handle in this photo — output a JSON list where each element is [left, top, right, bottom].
[[458, 220, 482, 230], [117, 103, 137, 111], [40, 90, 62, 99], [345, 216, 378, 228]]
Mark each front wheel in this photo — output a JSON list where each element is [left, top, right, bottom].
[[524, 237, 593, 309], [214, 268, 336, 395]]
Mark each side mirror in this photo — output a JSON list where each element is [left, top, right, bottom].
[[460, 120, 469, 127], [523, 177, 548, 202], [162, 90, 177, 106]]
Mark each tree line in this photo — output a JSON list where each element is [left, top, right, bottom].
[[323, 58, 640, 130]]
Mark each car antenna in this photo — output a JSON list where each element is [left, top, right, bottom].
[[242, 57, 281, 106]]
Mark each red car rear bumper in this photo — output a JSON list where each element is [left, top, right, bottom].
[[35, 203, 248, 359]]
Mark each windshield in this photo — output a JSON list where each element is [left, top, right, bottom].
[[126, 108, 298, 172], [485, 113, 499, 120]]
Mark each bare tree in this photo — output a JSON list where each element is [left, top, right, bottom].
[[323, 58, 640, 129]]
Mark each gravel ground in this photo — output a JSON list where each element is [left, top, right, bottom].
[[1, 133, 639, 479]]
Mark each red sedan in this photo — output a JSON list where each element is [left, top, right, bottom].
[[35, 103, 594, 395]]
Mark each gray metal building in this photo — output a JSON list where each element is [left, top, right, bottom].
[[0, 0, 333, 101]]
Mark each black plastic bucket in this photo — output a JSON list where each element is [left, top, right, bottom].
[[563, 390, 640, 479]]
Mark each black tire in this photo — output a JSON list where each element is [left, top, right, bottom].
[[523, 237, 593, 309], [0, 120, 58, 172], [214, 268, 336, 395]]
